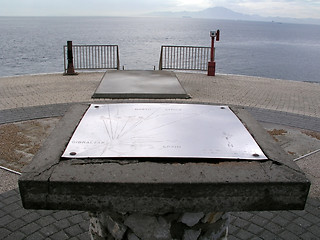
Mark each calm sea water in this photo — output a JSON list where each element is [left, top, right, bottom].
[[0, 17, 320, 83]]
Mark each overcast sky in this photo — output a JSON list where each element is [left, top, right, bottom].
[[1, 0, 320, 19]]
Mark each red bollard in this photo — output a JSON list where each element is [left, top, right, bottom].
[[207, 61, 216, 76], [208, 30, 220, 76]]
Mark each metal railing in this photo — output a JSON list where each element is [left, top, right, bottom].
[[64, 45, 120, 73], [159, 45, 211, 71]]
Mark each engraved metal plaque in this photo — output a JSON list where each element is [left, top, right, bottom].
[[62, 103, 267, 160]]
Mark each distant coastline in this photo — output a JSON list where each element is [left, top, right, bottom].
[[147, 7, 320, 26]]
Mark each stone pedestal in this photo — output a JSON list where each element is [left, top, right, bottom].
[[19, 103, 310, 240], [89, 211, 229, 240]]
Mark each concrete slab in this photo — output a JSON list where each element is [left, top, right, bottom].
[[92, 70, 189, 99]]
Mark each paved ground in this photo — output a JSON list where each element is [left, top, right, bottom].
[[0, 71, 320, 239]]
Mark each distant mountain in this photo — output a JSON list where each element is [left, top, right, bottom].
[[148, 7, 320, 25]]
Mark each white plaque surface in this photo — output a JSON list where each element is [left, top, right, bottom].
[[62, 104, 267, 160]]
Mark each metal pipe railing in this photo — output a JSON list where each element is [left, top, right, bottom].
[[64, 44, 120, 73], [159, 45, 211, 71]]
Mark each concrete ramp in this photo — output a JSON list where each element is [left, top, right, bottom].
[[92, 70, 189, 99]]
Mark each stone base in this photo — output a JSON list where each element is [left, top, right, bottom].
[[89, 211, 229, 240]]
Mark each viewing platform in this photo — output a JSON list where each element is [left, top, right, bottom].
[[0, 71, 320, 239]]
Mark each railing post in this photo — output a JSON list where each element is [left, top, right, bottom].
[[208, 30, 220, 76], [116, 46, 120, 70], [66, 41, 77, 75], [159, 46, 163, 70]]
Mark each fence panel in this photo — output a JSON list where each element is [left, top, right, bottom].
[[159, 45, 211, 71], [64, 45, 119, 73]]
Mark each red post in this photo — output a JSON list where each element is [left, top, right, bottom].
[[66, 41, 77, 75], [208, 30, 220, 76]]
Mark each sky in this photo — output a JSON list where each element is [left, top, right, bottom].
[[1, 0, 320, 19]]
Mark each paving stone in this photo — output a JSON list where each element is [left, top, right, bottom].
[[39, 224, 59, 237], [285, 222, 306, 236], [25, 231, 45, 240], [11, 208, 29, 218], [75, 232, 91, 240], [259, 230, 281, 240], [299, 231, 319, 239], [255, 211, 275, 220], [263, 221, 284, 234], [64, 224, 83, 237], [4, 231, 26, 240], [277, 211, 298, 221], [6, 218, 27, 231], [0, 227, 11, 238], [37, 209, 55, 217], [228, 236, 241, 240], [236, 229, 254, 240], [232, 217, 250, 229], [293, 216, 313, 228], [36, 215, 57, 227], [291, 210, 307, 217], [0, 214, 15, 226], [248, 215, 269, 228], [0, 209, 6, 218], [20, 222, 42, 235], [50, 230, 70, 240], [302, 212, 320, 224], [3, 202, 21, 213], [1, 189, 17, 198], [247, 223, 264, 235], [53, 218, 72, 229], [307, 198, 320, 208], [233, 211, 254, 220], [68, 213, 86, 225], [2, 195, 19, 205], [308, 224, 320, 237], [228, 224, 240, 235], [278, 230, 301, 240], [271, 215, 290, 227], [23, 211, 43, 223], [250, 237, 263, 240], [52, 211, 73, 221], [79, 219, 89, 231]]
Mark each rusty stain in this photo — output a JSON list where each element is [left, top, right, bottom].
[[268, 129, 288, 136], [288, 151, 296, 155], [301, 130, 320, 140]]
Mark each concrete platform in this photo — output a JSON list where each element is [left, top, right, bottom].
[[0, 72, 320, 239], [92, 70, 189, 99]]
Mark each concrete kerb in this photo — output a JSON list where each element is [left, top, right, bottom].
[[1, 103, 319, 133]]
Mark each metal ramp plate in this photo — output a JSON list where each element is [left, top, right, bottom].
[[92, 70, 189, 99], [62, 103, 267, 160]]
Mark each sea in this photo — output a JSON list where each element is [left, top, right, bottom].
[[0, 16, 320, 83]]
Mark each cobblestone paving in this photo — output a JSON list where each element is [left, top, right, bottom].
[[1, 72, 320, 118], [0, 189, 319, 240], [0, 189, 90, 240]]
